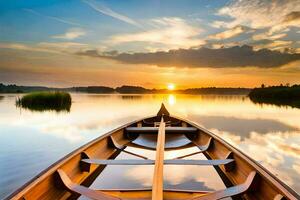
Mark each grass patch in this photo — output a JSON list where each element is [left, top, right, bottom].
[[16, 91, 72, 112]]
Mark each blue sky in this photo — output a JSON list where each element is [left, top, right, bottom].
[[0, 0, 299, 87], [1, 0, 299, 52], [0, 0, 226, 47]]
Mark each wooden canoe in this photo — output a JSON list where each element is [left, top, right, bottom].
[[5, 104, 299, 200]]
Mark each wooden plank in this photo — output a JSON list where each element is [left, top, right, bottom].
[[152, 118, 165, 200], [190, 171, 257, 200], [122, 149, 149, 160], [126, 141, 194, 151], [82, 159, 154, 165], [109, 136, 148, 159], [164, 159, 234, 165], [56, 169, 119, 200], [81, 159, 234, 166], [125, 127, 197, 133]]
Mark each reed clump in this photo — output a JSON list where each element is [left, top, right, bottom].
[[16, 91, 71, 112]]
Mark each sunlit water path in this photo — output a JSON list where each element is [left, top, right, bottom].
[[0, 93, 299, 198]]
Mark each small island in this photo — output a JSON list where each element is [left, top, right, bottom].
[[249, 84, 300, 108], [16, 91, 72, 112]]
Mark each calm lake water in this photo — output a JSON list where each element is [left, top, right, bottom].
[[0, 93, 300, 198]]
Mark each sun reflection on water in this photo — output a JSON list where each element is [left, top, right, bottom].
[[168, 94, 176, 106]]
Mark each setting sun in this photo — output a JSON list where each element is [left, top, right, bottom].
[[167, 83, 176, 90]]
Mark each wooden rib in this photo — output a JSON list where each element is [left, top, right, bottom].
[[190, 171, 257, 200], [56, 169, 119, 200], [109, 136, 148, 159], [152, 118, 165, 200], [274, 194, 287, 200], [125, 127, 198, 133], [174, 137, 213, 159], [81, 159, 234, 166], [126, 141, 194, 151], [122, 149, 148, 160]]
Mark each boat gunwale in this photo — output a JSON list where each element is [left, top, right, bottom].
[[5, 114, 300, 199], [4, 115, 155, 200], [174, 115, 300, 199]]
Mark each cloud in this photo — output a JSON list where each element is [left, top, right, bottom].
[[0, 42, 87, 54], [217, 0, 300, 29], [0, 43, 58, 54], [23, 8, 81, 26], [107, 17, 204, 49], [252, 32, 287, 41], [270, 11, 300, 34], [208, 25, 251, 40], [210, 20, 230, 29], [37, 42, 87, 52], [82, 0, 140, 27], [251, 40, 293, 51], [52, 28, 86, 40], [77, 45, 300, 68], [188, 115, 298, 140]]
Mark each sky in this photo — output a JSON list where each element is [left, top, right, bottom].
[[0, 0, 300, 88]]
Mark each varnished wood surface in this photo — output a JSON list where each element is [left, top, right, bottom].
[[189, 171, 257, 200], [152, 118, 165, 200], [82, 159, 154, 165], [57, 169, 119, 200], [125, 127, 198, 133], [174, 137, 213, 159], [81, 158, 234, 166]]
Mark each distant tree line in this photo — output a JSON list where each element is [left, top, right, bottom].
[[178, 87, 251, 95], [0, 83, 258, 95], [72, 86, 115, 93], [249, 84, 300, 108], [0, 83, 53, 93], [249, 84, 300, 99]]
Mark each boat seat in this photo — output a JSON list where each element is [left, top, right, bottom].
[[81, 158, 234, 166], [142, 119, 182, 126], [125, 127, 198, 134], [56, 169, 256, 200]]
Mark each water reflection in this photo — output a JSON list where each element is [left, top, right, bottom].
[[0, 93, 300, 198], [16, 105, 71, 113], [250, 97, 300, 109], [168, 94, 176, 106], [121, 95, 143, 100], [189, 115, 299, 140]]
